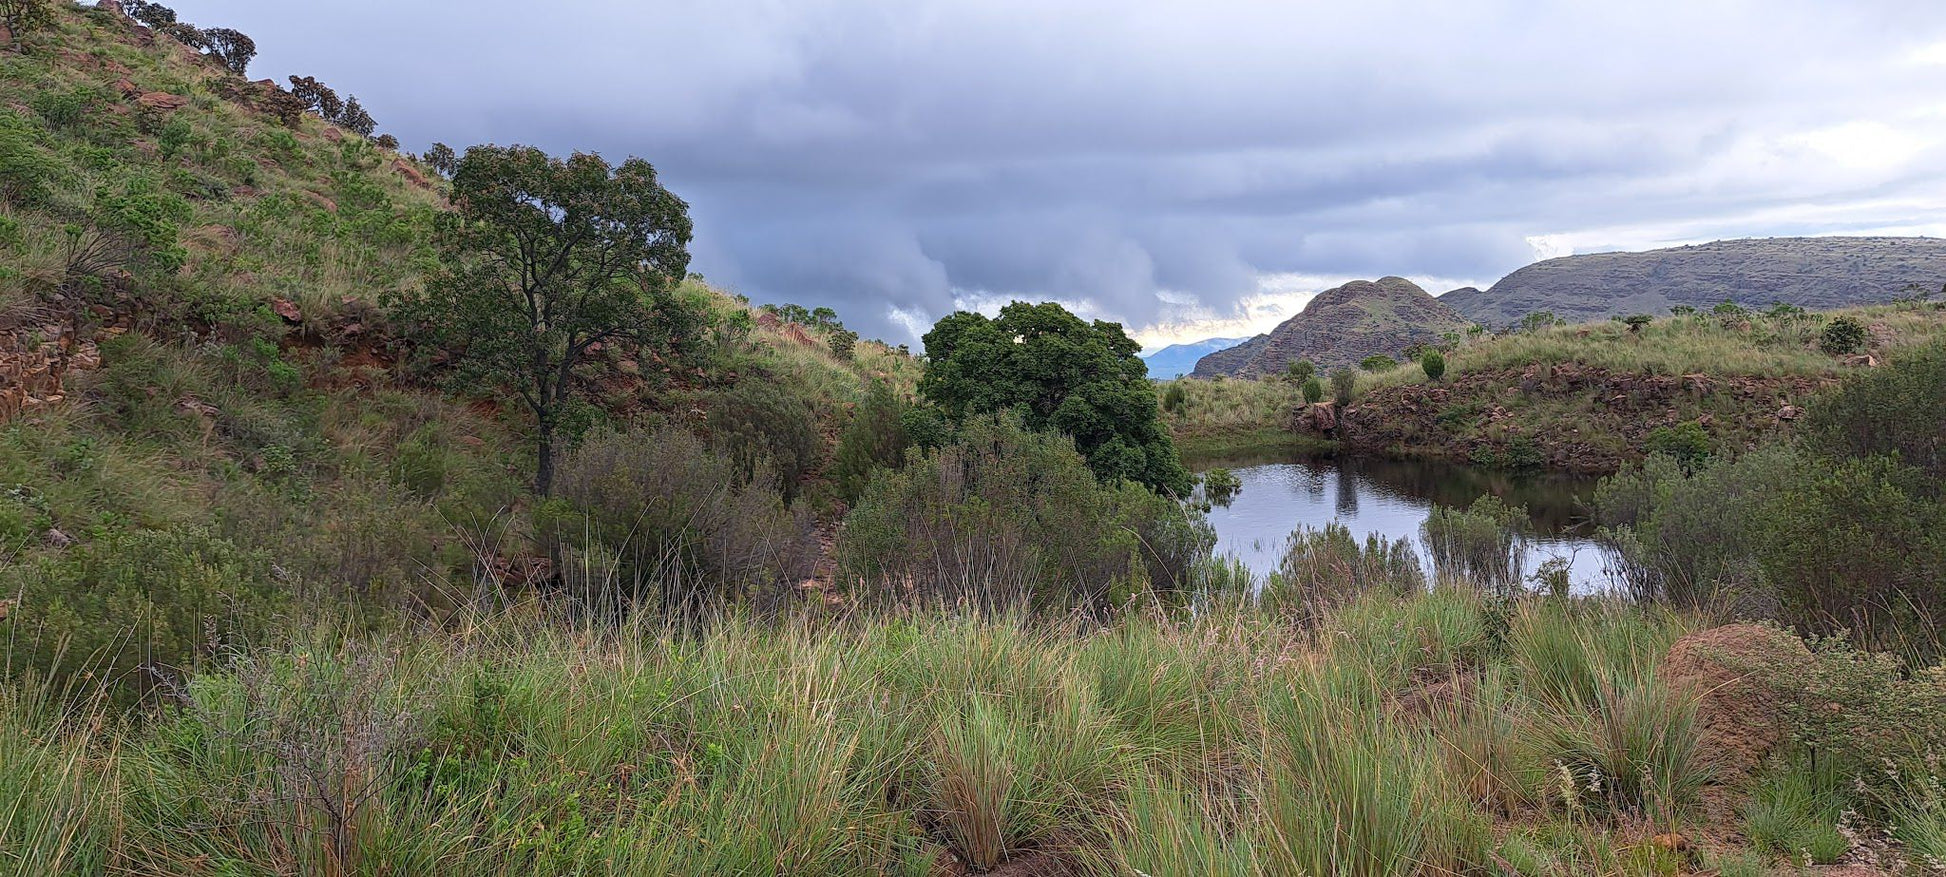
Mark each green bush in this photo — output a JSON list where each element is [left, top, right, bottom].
[[1359, 354, 1397, 373], [1263, 522, 1422, 617], [706, 376, 821, 504], [1200, 467, 1241, 507], [830, 381, 910, 506], [0, 528, 287, 700], [1642, 420, 1711, 473], [542, 427, 811, 615], [1329, 368, 1357, 405], [1421, 350, 1446, 381], [1818, 316, 1866, 355], [1285, 359, 1316, 383], [1804, 341, 1944, 483], [1423, 494, 1529, 592], [1301, 376, 1323, 404], [1159, 381, 1186, 413], [836, 413, 1211, 611]]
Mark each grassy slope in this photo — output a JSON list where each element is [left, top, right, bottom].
[[1164, 302, 1946, 472], [0, 5, 911, 604]]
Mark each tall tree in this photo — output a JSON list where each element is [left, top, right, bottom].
[[389, 145, 696, 494], [919, 301, 1191, 496]]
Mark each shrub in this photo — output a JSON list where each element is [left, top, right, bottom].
[[830, 381, 910, 506], [287, 75, 344, 120], [826, 328, 858, 360], [1263, 522, 1422, 617], [541, 426, 810, 615], [1421, 350, 1446, 381], [1285, 359, 1315, 383], [1329, 367, 1356, 405], [1621, 314, 1653, 333], [0, 528, 287, 700], [1359, 354, 1397, 372], [707, 376, 820, 504], [1642, 420, 1711, 473], [124, 0, 176, 28], [0, 110, 62, 206], [372, 133, 399, 151], [1301, 376, 1323, 404], [338, 96, 376, 137], [836, 413, 1211, 611], [1159, 381, 1186, 413], [1818, 316, 1866, 355], [1803, 341, 1944, 484], [1422, 494, 1529, 592], [424, 142, 458, 177]]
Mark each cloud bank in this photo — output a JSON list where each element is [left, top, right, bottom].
[[185, 0, 1946, 346]]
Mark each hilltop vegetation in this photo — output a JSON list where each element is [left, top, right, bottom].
[[0, 5, 1943, 876], [1441, 236, 1946, 328]]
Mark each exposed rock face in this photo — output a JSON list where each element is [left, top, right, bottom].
[[1445, 237, 1946, 328], [1660, 624, 1812, 785], [1191, 277, 1467, 378]]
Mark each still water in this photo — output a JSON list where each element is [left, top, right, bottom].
[[1196, 455, 1620, 593]]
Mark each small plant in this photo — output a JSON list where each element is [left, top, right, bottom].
[[1286, 359, 1316, 383], [1329, 368, 1357, 405], [1622, 314, 1653, 333], [1421, 350, 1446, 381], [1301, 376, 1323, 404], [1359, 354, 1397, 373], [1423, 494, 1529, 592], [1643, 421, 1711, 473], [1818, 316, 1866, 355], [1160, 381, 1187, 413]]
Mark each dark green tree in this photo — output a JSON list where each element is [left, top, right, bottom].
[[388, 145, 695, 494], [287, 75, 344, 120], [1819, 316, 1867, 355], [1301, 376, 1324, 404], [423, 142, 458, 177], [123, 0, 176, 29], [201, 27, 255, 75], [917, 302, 1190, 495], [338, 96, 375, 137], [0, 0, 54, 48], [1285, 359, 1316, 383]]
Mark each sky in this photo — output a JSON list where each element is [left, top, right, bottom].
[[180, 0, 1946, 348]]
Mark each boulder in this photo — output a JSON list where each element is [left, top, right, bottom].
[[1660, 623, 1812, 785], [136, 91, 189, 112], [271, 298, 303, 323]]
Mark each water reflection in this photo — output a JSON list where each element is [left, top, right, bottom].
[[1197, 455, 1619, 593]]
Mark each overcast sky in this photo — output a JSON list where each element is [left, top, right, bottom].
[[183, 0, 1946, 347]]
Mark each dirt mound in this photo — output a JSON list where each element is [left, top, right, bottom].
[[1660, 623, 1811, 786]]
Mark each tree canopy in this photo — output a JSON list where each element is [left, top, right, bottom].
[[918, 301, 1191, 495], [388, 144, 698, 494]]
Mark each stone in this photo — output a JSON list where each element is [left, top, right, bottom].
[[136, 91, 189, 111], [271, 298, 303, 323], [1191, 277, 1468, 378]]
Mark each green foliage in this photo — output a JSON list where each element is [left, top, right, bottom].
[[1301, 376, 1323, 404], [1818, 315, 1866, 355], [1285, 358, 1316, 383], [1642, 420, 1711, 473], [0, 0, 54, 44], [1519, 311, 1562, 333], [707, 376, 821, 504], [1804, 340, 1944, 483], [918, 301, 1190, 495], [1329, 367, 1357, 405], [831, 381, 910, 506], [29, 86, 94, 129], [837, 413, 1211, 611], [1264, 522, 1423, 617], [540, 427, 809, 614], [1621, 314, 1653, 333], [1423, 494, 1529, 592], [1159, 380, 1187, 413], [0, 109, 62, 206], [338, 95, 376, 137], [0, 528, 286, 698], [826, 327, 858, 360], [423, 142, 458, 177], [201, 27, 256, 75], [1743, 754, 1851, 864], [387, 144, 698, 494], [1420, 349, 1446, 381], [1359, 353, 1397, 372], [287, 74, 344, 120]]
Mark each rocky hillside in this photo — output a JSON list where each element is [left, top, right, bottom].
[[1191, 277, 1467, 378], [1140, 336, 1242, 380], [1444, 236, 1946, 328]]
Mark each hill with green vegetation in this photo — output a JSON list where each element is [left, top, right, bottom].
[[1, 5, 1943, 876], [1442, 236, 1946, 328], [1190, 276, 1467, 378]]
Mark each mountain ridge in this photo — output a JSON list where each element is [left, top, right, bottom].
[[1190, 277, 1466, 378]]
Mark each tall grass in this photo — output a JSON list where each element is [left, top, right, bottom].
[[0, 587, 1754, 875]]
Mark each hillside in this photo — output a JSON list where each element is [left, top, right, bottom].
[[1308, 301, 1946, 472], [1189, 276, 1467, 378], [1444, 236, 1946, 328], [1138, 335, 1241, 379]]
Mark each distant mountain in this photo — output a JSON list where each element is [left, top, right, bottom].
[[1191, 277, 1468, 378], [1141, 337, 1245, 379], [1447, 237, 1946, 328]]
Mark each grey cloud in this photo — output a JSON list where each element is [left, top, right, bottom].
[[181, 0, 1946, 343]]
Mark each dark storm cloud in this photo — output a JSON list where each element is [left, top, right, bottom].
[[182, 0, 1946, 343]]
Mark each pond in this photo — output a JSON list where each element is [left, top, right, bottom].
[[1194, 454, 1621, 594]]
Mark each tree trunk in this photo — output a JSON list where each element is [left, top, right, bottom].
[[534, 417, 556, 496]]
